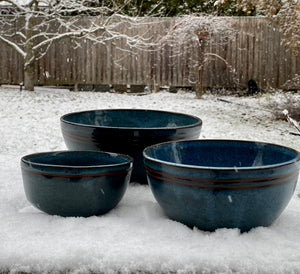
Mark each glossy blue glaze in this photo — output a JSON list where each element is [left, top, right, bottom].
[[60, 109, 202, 184], [21, 151, 133, 217], [143, 140, 300, 232]]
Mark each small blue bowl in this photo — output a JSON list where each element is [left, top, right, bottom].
[[21, 151, 133, 217], [143, 140, 300, 232], [60, 109, 202, 184]]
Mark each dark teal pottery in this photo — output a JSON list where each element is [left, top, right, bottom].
[[143, 140, 300, 232], [21, 151, 133, 217], [60, 109, 202, 184]]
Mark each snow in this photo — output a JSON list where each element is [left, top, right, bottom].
[[0, 85, 300, 273]]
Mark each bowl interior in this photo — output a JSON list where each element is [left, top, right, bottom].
[[61, 109, 201, 129], [22, 151, 132, 167], [144, 140, 300, 169]]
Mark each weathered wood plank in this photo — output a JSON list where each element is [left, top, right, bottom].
[[0, 17, 299, 89]]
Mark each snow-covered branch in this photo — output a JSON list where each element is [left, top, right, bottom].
[[32, 26, 106, 51], [0, 34, 25, 57], [16, 31, 26, 39], [161, 15, 236, 46], [0, 0, 165, 90], [0, 0, 27, 12]]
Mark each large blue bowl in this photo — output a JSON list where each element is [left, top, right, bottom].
[[143, 140, 300, 232], [21, 151, 133, 217], [60, 109, 202, 184]]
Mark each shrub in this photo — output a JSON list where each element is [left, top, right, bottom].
[[267, 92, 300, 122]]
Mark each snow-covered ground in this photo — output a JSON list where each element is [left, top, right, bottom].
[[0, 85, 300, 273]]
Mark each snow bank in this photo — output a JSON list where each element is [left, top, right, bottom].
[[0, 86, 300, 273]]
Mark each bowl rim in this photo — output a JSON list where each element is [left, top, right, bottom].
[[21, 150, 133, 170], [143, 139, 300, 171], [60, 108, 202, 130]]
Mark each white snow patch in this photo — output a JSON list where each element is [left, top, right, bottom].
[[0, 86, 300, 273]]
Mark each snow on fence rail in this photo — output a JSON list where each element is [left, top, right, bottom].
[[0, 16, 299, 90]]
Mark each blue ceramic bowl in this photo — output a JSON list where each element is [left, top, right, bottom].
[[21, 151, 133, 217], [143, 140, 300, 232], [60, 109, 202, 184]]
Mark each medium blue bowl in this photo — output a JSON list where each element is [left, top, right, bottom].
[[60, 109, 202, 184], [143, 140, 300, 232], [21, 151, 133, 217]]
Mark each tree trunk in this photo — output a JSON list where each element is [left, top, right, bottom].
[[24, 62, 35, 91], [196, 31, 208, 99], [195, 67, 204, 99], [24, 13, 35, 91]]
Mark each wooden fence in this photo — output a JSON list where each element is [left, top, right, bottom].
[[0, 16, 299, 90]]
